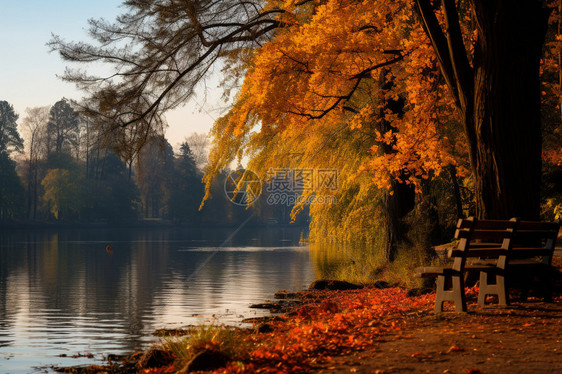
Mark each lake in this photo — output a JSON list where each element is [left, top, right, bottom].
[[0, 227, 316, 373]]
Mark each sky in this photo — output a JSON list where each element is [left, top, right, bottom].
[[0, 0, 223, 148]]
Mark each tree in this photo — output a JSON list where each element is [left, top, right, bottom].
[[136, 136, 175, 218], [41, 168, 84, 221], [0, 100, 24, 153], [185, 132, 210, 171], [47, 0, 281, 137], [41, 153, 85, 221], [0, 151, 24, 221], [84, 150, 140, 224], [413, 0, 550, 220], [49, 0, 556, 223], [168, 142, 203, 224], [47, 99, 80, 154], [20, 106, 50, 219]]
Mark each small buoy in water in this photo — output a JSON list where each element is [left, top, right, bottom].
[[106, 244, 114, 255]]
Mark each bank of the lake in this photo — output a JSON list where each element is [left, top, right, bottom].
[[53, 274, 562, 374]]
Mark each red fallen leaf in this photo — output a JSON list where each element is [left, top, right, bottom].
[[410, 352, 426, 358], [319, 300, 340, 313], [523, 323, 533, 327], [447, 345, 464, 353]]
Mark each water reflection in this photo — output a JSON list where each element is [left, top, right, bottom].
[[0, 227, 314, 373], [308, 241, 385, 283]]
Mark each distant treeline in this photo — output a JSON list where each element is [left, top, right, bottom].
[[0, 99, 302, 227]]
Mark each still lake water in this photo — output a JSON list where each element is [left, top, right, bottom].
[[0, 227, 316, 373]]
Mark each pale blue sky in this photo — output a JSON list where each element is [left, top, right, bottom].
[[0, 0, 218, 146]]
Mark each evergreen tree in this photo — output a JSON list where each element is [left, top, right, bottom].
[[0, 100, 23, 153], [47, 99, 79, 154], [0, 151, 24, 221], [169, 142, 202, 224]]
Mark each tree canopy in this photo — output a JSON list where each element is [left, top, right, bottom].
[[47, 99, 80, 154], [49, 0, 562, 249]]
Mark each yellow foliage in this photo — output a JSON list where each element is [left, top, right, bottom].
[[204, 0, 470, 243], [41, 169, 83, 220]]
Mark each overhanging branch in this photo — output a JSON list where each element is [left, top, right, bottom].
[[414, 0, 461, 108]]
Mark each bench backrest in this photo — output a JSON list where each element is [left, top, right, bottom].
[[455, 217, 518, 245], [454, 217, 559, 266], [453, 217, 517, 270], [512, 221, 560, 265]]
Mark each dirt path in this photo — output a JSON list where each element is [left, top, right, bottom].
[[315, 301, 562, 374]]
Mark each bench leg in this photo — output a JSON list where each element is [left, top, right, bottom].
[[451, 275, 467, 312], [478, 271, 509, 306], [434, 275, 446, 313], [434, 275, 467, 313], [496, 274, 508, 306], [477, 272, 487, 305]]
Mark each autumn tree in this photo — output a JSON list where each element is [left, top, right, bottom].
[[50, 0, 557, 231], [413, 0, 550, 220], [41, 152, 86, 221], [41, 168, 84, 220]]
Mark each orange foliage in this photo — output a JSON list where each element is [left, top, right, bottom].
[[206, 0, 467, 200]]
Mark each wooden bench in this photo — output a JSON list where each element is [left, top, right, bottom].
[[474, 220, 560, 305], [415, 217, 560, 313]]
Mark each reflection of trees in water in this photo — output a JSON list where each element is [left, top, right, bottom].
[[0, 227, 313, 354], [309, 242, 385, 284]]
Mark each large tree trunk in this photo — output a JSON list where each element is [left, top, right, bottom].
[[416, 0, 549, 220], [470, 1, 548, 220], [382, 179, 415, 261]]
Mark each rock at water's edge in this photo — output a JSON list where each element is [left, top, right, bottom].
[[309, 280, 363, 291], [180, 350, 230, 373]]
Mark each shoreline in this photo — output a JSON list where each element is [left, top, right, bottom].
[[51, 269, 562, 373]]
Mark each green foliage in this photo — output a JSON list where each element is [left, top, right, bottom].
[[0, 100, 24, 153], [41, 168, 84, 220], [84, 151, 140, 224]]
